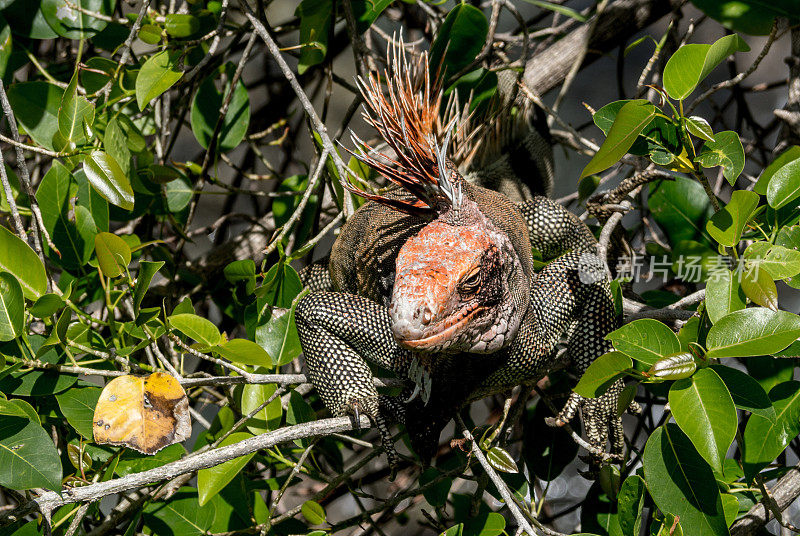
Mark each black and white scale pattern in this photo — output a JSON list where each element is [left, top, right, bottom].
[[295, 189, 625, 469]]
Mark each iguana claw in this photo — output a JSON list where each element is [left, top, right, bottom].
[[405, 383, 421, 403]]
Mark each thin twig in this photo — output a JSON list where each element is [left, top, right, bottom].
[[265, 149, 329, 256], [0, 143, 25, 239], [241, 0, 355, 217], [100, 0, 152, 101], [456, 416, 538, 536]]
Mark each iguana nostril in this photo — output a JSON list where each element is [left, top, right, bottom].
[[421, 306, 433, 325]]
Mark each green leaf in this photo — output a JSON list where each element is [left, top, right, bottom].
[[0, 336, 77, 395], [740, 263, 778, 310], [617, 475, 646, 536], [663, 34, 750, 100], [301, 500, 326, 525], [439, 523, 464, 536], [754, 146, 800, 195], [0, 272, 23, 341], [41, 0, 112, 39], [350, 0, 392, 30], [6, 81, 63, 151], [248, 264, 303, 366], [104, 117, 131, 177], [669, 368, 736, 473], [162, 175, 192, 213], [691, 0, 799, 36], [257, 262, 303, 308], [254, 306, 301, 367], [710, 365, 774, 420], [705, 189, 759, 246], [83, 150, 135, 210], [138, 23, 161, 44], [286, 390, 315, 447], [115, 443, 185, 476], [295, 0, 332, 74], [224, 259, 256, 294], [94, 232, 131, 278], [580, 100, 656, 178], [696, 131, 746, 185], [521, 0, 587, 21], [0, 417, 62, 490], [36, 160, 96, 269], [197, 432, 254, 506], [143, 488, 215, 535], [56, 385, 101, 439], [75, 167, 109, 232], [742, 381, 800, 480], [0, 224, 47, 300], [0, 15, 12, 80], [648, 352, 697, 380], [240, 382, 282, 434], [574, 351, 632, 398], [420, 468, 453, 508], [136, 50, 183, 110], [485, 446, 518, 473], [606, 319, 681, 365], [29, 293, 64, 318], [133, 261, 164, 313], [475, 512, 505, 536], [671, 240, 718, 278], [775, 225, 800, 289], [169, 313, 221, 347], [705, 269, 746, 323], [706, 307, 800, 358], [217, 338, 272, 367], [765, 155, 800, 209], [744, 242, 800, 280], [0, 398, 39, 422], [579, 485, 622, 536], [429, 3, 488, 79], [592, 100, 630, 135], [164, 14, 200, 37], [117, 113, 146, 153], [190, 64, 250, 152], [649, 176, 713, 245], [642, 424, 728, 536], [58, 71, 94, 144], [685, 115, 715, 141]]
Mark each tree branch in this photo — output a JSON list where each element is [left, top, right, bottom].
[[731, 463, 800, 535], [0, 416, 373, 530], [523, 0, 683, 95]]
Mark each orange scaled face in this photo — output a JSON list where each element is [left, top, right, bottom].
[[390, 219, 503, 353]]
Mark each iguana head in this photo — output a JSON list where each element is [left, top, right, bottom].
[[389, 201, 525, 353], [347, 41, 526, 353]]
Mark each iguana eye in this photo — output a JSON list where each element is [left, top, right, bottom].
[[459, 268, 481, 294]]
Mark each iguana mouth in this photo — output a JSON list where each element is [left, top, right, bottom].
[[395, 305, 487, 350]]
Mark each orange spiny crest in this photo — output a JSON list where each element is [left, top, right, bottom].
[[345, 39, 460, 219]]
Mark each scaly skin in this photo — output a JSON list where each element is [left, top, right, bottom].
[[295, 180, 624, 468], [294, 42, 625, 471]]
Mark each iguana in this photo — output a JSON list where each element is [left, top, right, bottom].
[[295, 44, 626, 470]]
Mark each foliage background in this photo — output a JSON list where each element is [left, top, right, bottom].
[[0, 0, 798, 535]]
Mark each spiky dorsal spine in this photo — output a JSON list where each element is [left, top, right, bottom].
[[347, 41, 463, 219]]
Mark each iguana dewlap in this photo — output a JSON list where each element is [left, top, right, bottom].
[[295, 45, 625, 470]]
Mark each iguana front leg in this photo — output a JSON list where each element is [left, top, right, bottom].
[[294, 291, 412, 466], [513, 197, 626, 467], [469, 249, 624, 468]]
